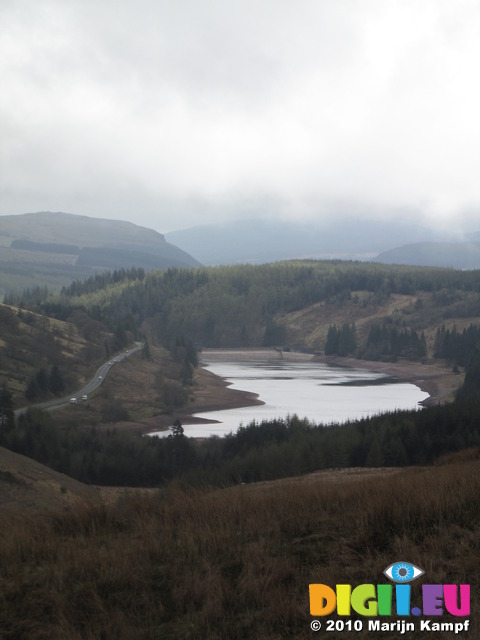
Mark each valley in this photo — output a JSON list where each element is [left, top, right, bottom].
[[0, 256, 479, 639], [3, 1, 480, 633]]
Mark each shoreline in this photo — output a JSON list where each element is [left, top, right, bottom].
[[314, 353, 463, 407], [148, 348, 463, 434]]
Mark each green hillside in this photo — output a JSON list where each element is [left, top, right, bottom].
[[0, 303, 90, 406], [0, 211, 201, 297], [20, 259, 478, 361], [2, 259, 477, 445], [3, 260, 480, 477]]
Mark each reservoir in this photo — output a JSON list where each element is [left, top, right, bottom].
[[156, 351, 429, 438]]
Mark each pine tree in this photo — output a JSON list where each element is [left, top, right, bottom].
[[366, 438, 384, 467], [0, 383, 14, 430], [49, 365, 65, 395], [325, 325, 339, 355], [25, 377, 39, 402], [35, 368, 49, 394]]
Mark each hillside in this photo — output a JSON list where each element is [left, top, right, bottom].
[[0, 303, 91, 407], [0, 259, 478, 638], [0, 444, 98, 511], [11, 259, 480, 362], [0, 298, 136, 409], [0, 451, 478, 638], [0, 300, 205, 433], [0, 211, 201, 296], [73, 260, 480, 357], [4, 260, 476, 453], [278, 287, 479, 358], [376, 241, 480, 268]]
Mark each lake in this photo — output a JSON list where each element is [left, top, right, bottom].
[[150, 352, 429, 438]]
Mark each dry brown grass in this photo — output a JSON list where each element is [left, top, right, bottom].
[[0, 455, 478, 639], [0, 446, 98, 512]]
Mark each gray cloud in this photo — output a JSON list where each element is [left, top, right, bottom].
[[1, 0, 480, 232]]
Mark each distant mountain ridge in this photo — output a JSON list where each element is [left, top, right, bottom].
[[165, 217, 457, 266], [0, 212, 201, 297], [0, 211, 199, 254], [375, 241, 480, 269]]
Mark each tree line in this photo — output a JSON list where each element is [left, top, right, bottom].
[[8, 261, 480, 352], [4, 259, 480, 411], [1, 352, 479, 487], [324, 323, 357, 356], [25, 365, 66, 402], [434, 324, 480, 366], [324, 322, 428, 361]]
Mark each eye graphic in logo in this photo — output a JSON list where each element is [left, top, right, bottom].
[[384, 562, 424, 583]]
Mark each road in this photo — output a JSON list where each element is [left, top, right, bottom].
[[14, 342, 144, 416]]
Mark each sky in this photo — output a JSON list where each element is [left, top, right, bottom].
[[1, 0, 480, 233]]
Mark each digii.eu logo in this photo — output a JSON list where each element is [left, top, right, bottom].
[[309, 561, 470, 634]]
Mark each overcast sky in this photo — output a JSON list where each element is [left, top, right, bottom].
[[1, 0, 480, 233]]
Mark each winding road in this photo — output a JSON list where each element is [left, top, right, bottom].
[[14, 342, 144, 417]]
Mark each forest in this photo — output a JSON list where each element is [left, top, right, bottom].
[[1, 350, 479, 488], [6, 260, 480, 355], [2, 259, 480, 488]]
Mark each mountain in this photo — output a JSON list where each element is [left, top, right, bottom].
[[375, 241, 480, 269], [165, 217, 454, 265], [0, 211, 201, 296]]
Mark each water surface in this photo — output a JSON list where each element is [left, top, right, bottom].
[[151, 354, 429, 438]]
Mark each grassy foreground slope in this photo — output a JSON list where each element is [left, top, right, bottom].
[[0, 445, 98, 512], [0, 450, 478, 639]]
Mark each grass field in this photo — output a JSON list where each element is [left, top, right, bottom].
[[0, 449, 478, 639]]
